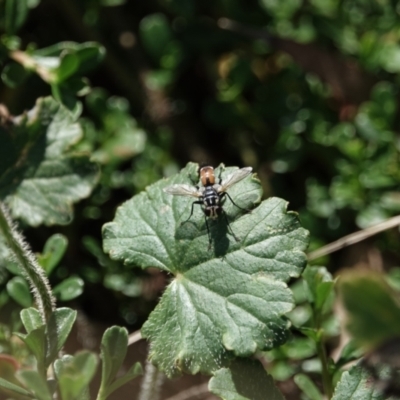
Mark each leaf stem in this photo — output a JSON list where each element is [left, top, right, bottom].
[[0, 203, 55, 323], [138, 360, 164, 400], [316, 333, 333, 398]]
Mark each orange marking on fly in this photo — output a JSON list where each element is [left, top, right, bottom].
[[199, 165, 216, 186]]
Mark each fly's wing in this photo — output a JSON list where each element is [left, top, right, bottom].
[[218, 167, 252, 192], [163, 184, 202, 198]]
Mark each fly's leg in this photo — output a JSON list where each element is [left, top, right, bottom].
[[217, 164, 225, 184], [222, 192, 251, 212], [205, 215, 212, 250], [182, 200, 203, 224], [221, 210, 240, 242]]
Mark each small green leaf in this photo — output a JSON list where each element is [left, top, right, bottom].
[[15, 325, 46, 367], [5, 0, 29, 34], [20, 307, 43, 333], [336, 340, 364, 368], [17, 370, 52, 400], [294, 373, 323, 400], [46, 308, 77, 365], [53, 277, 84, 301], [103, 163, 309, 376], [72, 43, 105, 75], [54, 352, 98, 400], [339, 271, 400, 348], [104, 362, 142, 396], [0, 97, 99, 226], [6, 276, 32, 307], [52, 83, 83, 119], [55, 52, 80, 83], [39, 233, 68, 274], [0, 377, 31, 397], [209, 359, 285, 400], [100, 326, 128, 387], [139, 14, 173, 63], [1, 62, 29, 88], [302, 265, 334, 312], [331, 365, 383, 400]]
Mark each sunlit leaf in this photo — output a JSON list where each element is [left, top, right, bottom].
[[103, 163, 309, 376]]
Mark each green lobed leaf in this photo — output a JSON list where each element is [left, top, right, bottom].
[[20, 307, 43, 333], [16, 370, 52, 400], [103, 163, 309, 376], [54, 352, 98, 400], [53, 277, 84, 301], [209, 358, 285, 400], [6, 276, 32, 308], [0, 97, 99, 226], [100, 326, 128, 387], [331, 365, 383, 400]]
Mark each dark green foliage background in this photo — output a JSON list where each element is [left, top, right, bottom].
[[1, 0, 400, 332]]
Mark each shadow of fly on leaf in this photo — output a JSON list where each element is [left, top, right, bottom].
[[163, 164, 253, 251]]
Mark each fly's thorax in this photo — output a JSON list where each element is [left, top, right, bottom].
[[199, 166, 216, 186]]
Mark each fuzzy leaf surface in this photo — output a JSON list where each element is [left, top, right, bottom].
[[0, 97, 99, 226], [209, 359, 285, 400], [103, 163, 309, 376], [332, 365, 383, 400]]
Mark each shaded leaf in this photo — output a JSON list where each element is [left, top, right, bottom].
[[0, 97, 99, 226], [209, 359, 285, 400], [4, 0, 28, 34], [339, 271, 400, 348], [53, 277, 84, 301], [6, 276, 32, 308], [38, 233, 68, 274], [1, 62, 29, 88], [103, 163, 309, 376]]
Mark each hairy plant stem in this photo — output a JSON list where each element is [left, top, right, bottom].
[[138, 360, 164, 400], [0, 203, 55, 323]]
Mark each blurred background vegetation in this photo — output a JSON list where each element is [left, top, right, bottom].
[[1, 0, 400, 396]]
